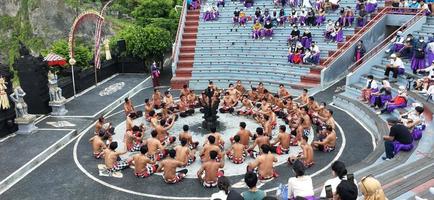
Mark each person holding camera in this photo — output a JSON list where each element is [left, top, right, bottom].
[[415, 60, 434, 93]]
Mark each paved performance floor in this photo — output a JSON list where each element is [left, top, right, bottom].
[[0, 72, 373, 200]]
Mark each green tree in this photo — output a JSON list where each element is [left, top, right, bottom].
[[44, 39, 93, 68], [132, 0, 174, 25]]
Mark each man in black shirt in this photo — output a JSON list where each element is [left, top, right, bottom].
[[288, 26, 300, 44], [382, 117, 413, 160]]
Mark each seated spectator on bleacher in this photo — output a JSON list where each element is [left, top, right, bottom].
[[384, 53, 404, 83], [242, 172, 266, 200], [287, 160, 315, 200], [357, 4, 367, 27], [365, 0, 378, 13], [382, 117, 413, 160], [278, 8, 286, 27], [408, 0, 420, 8], [320, 161, 358, 198], [335, 180, 358, 200], [358, 176, 387, 200], [369, 78, 392, 109], [426, 39, 434, 64], [306, 8, 316, 26], [411, 37, 427, 73], [400, 104, 425, 130], [391, 0, 400, 7], [252, 21, 263, 40], [289, 9, 297, 26], [377, 85, 408, 114], [299, 8, 307, 26], [386, 31, 404, 54], [316, 8, 326, 27], [254, 7, 262, 24], [233, 7, 240, 26], [216, 0, 225, 8], [244, 0, 254, 8], [301, 28, 312, 49], [415, 61, 434, 93], [360, 75, 378, 103], [288, 26, 301, 44], [400, 0, 408, 8], [324, 20, 335, 41], [420, 1, 432, 15], [343, 6, 355, 27], [262, 20, 273, 40], [332, 21, 344, 43], [399, 34, 415, 59], [329, 0, 341, 10]]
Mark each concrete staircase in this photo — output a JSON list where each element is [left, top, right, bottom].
[[171, 9, 200, 89]]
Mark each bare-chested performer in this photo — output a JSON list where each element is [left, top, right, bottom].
[[187, 90, 198, 108], [296, 106, 313, 141], [247, 87, 259, 102], [227, 83, 241, 103], [200, 135, 223, 162], [163, 91, 177, 111], [89, 131, 107, 159], [124, 97, 135, 116], [226, 135, 248, 164], [145, 130, 168, 161], [288, 135, 314, 168], [103, 142, 129, 172], [126, 112, 135, 131], [157, 149, 188, 184], [144, 99, 154, 119], [207, 127, 225, 150], [312, 125, 336, 152], [219, 92, 237, 113], [152, 89, 163, 109], [248, 127, 270, 158], [127, 146, 158, 178], [178, 94, 195, 118], [181, 84, 191, 97], [124, 125, 144, 152], [247, 144, 278, 180], [306, 96, 321, 116], [237, 95, 255, 116], [270, 125, 292, 155], [155, 117, 177, 145], [257, 82, 266, 99], [175, 138, 196, 167], [259, 115, 273, 137], [296, 88, 309, 105], [278, 84, 291, 100], [95, 116, 114, 143], [230, 122, 252, 146], [197, 150, 225, 188], [235, 80, 246, 94], [178, 125, 199, 149]]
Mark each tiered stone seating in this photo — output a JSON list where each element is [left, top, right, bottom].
[[184, 0, 381, 92]]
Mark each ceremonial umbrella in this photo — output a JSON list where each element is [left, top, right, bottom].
[[43, 53, 67, 66]]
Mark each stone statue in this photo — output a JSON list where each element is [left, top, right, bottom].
[[0, 76, 10, 110], [48, 71, 65, 103], [9, 86, 29, 119]]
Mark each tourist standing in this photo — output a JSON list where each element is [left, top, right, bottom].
[[151, 61, 160, 87]]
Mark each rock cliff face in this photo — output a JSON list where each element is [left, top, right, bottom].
[[0, 0, 114, 63]]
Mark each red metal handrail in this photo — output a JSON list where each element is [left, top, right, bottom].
[[348, 8, 426, 72], [321, 7, 391, 67]]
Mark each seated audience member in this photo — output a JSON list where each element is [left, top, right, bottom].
[[288, 135, 314, 168], [343, 6, 354, 27], [299, 8, 307, 26], [365, 0, 378, 13], [399, 34, 415, 59], [197, 150, 225, 188], [358, 176, 387, 200], [89, 130, 107, 159], [357, 5, 367, 27], [332, 21, 344, 43], [301, 28, 312, 49], [242, 172, 266, 200], [262, 20, 273, 40], [384, 53, 404, 82], [312, 125, 336, 152], [254, 7, 262, 24], [415, 61, 434, 93], [335, 180, 359, 200], [400, 105, 425, 130], [252, 21, 263, 40], [216, 0, 224, 7], [369, 78, 392, 109], [382, 117, 413, 160], [377, 86, 407, 115], [408, 0, 420, 8], [247, 144, 278, 180], [320, 161, 357, 198], [210, 176, 243, 200], [128, 146, 158, 178], [157, 149, 188, 184], [306, 8, 316, 26], [226, 135, 248, 164], [385, 31, 405, 53], [324, 20, 335, 41], [288, 26, 301, 44], [360, 75, 378, 102], [329, 0, 340, 10], [287, 160, 315, 200], [316, 8, 326, 27], [103, 142, 129, 173]]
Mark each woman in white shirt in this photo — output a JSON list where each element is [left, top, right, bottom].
[[211, 177, 230, 200], [320, 161, 358, 198], [360, 75, 378, 102], [287, 160, 314, 200]]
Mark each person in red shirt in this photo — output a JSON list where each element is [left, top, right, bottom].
[[377, 86, 407, 115]]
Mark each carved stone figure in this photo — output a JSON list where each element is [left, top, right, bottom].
[[9, 86, 29, 118], [47, 71, 65, 103]]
